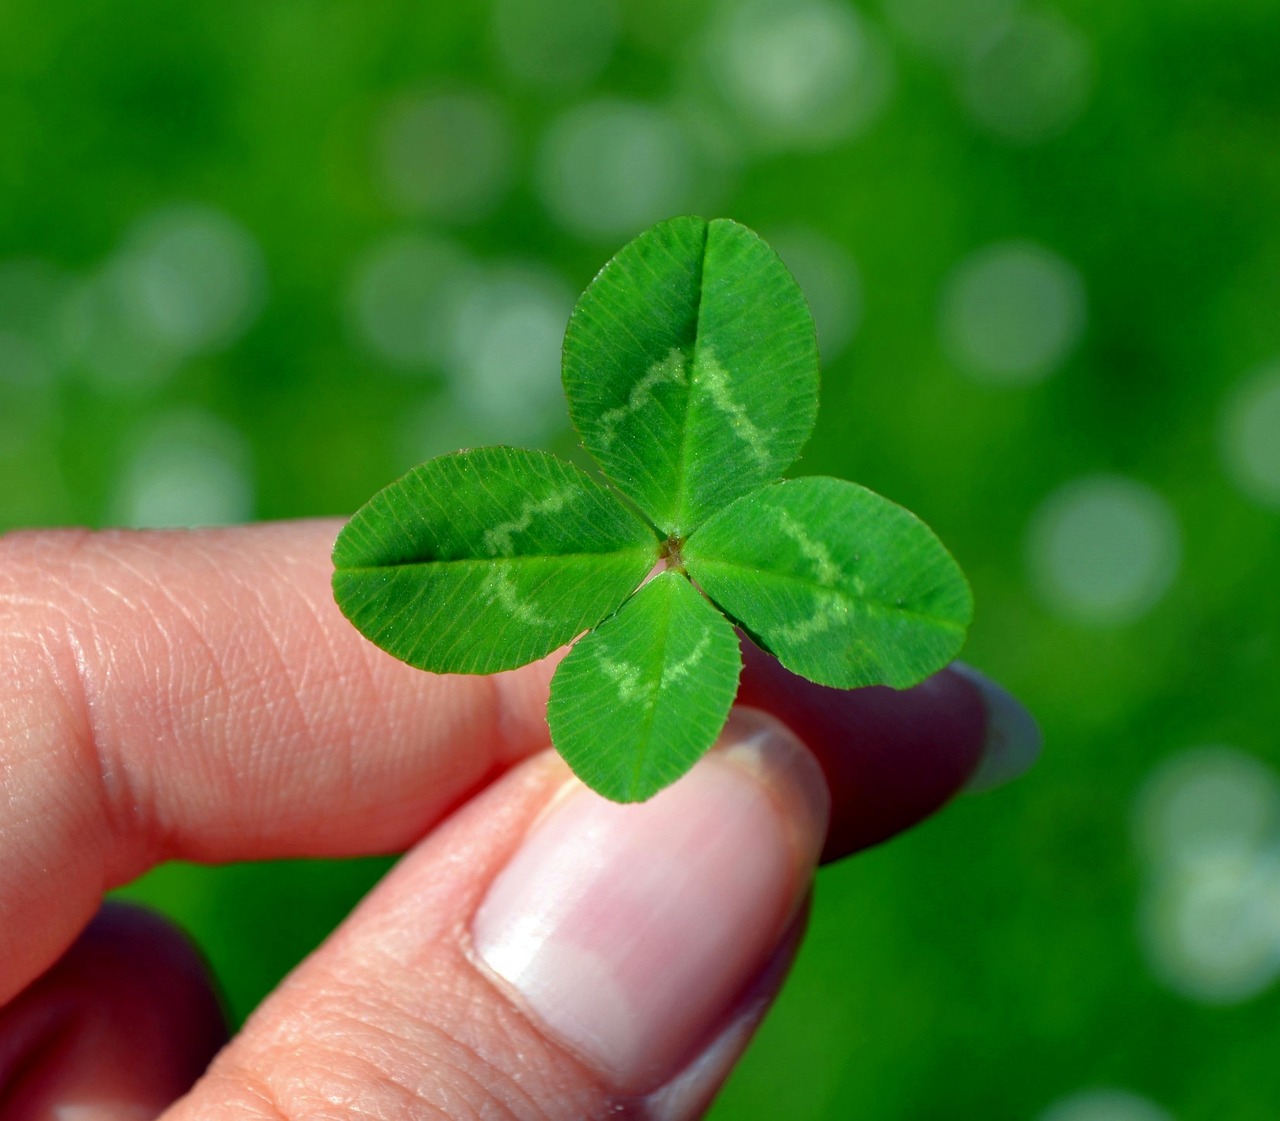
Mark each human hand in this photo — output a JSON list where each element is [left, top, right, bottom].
[[0, 520, 1038, 1120]]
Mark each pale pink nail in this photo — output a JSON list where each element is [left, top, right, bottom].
[[471, 709, 829, 1093], [640, 905, 809, 1121], [952, 663, 1043, 793]]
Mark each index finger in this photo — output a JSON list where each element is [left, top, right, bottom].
[[0, 519, 999, 1001], [1, 520, 554, 1001]]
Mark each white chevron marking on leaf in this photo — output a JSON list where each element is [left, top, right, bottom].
[[595, 346, 687, 449], [775, 589, 847, 645], [482, 569, 547, 626], [777, 509, 841, 586], [598, 654, 646, 705], [697, 349, 771, 467], [661, 628, 712, 689], [483, 489, 576, 557]]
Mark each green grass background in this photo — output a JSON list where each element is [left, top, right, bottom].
[[3, 1, 1279, 1117]]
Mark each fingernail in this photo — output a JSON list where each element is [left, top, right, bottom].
[[952, 664, 1043, 793], [55, 1107, 156, 1121], [471, 709, 829, 1093], [638, 905, 808, 1121]]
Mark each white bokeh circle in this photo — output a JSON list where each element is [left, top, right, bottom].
[[703, 0, 895, 151], [491, 0, 618, 89], [113, 204, 267, 355], [1026, 476, 1180, 626], [537, 100, 698, 242], [768, 227, 863, 363], [441, 261, 574, 442], [110, 410, 254, 529], [1037, 1088, 1174, 1121], [378, 91, 513, 223], [1220, 363, 1280, 508], [346, 234, 476, 374], [962, 12, 1093, 144], [941, 240, 1085, 385]]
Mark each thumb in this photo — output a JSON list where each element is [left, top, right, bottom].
[[168, 709, 828, 1121]]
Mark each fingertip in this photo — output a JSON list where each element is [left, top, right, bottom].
[[951, 663, 1043, 793], [0, 903, 226, 1120], [736, 642, 989, 861], [714, 707, 831, 872], [639, 900, 810, 1121], [471, 721, 821, 1093]]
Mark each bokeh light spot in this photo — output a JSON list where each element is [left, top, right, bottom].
[[491, 0, 619, 90], [941, 240, 1085, 385], [114, 205, 267, 354], [1141, 848, 1280, 1005], [884, 0, 1017, 61], [704, 0, 894, 150], [1135, 747, 1280, 1005], [768, 227, 863, 362], [962, 12, 1093, 144], [0, 407, 70, 525], [347, 234, 476, 374], [1038, 1088, 1175, 1121], [399, 395, 492, 466], [1026, 476, 1180, 626], [57, 205, 264, 392], [537, 100, 697, 242], [441, 261, 574, 443], [58, 270, 181, 391], [0, 330, 54, 388], [0, 258, 69, 346], [111, 410, 254, 529], [378, 91, 513, 223], [1220, 363, 1280, 508], [0, 261, 65, 398], [1135, 747, 1280, 871]]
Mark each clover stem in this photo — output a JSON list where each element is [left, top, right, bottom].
[[659, 533, 686, 574]]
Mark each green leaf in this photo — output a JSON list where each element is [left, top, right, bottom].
[[562, 215, 820, 537], [684, 477, 973, 689], [332, 447, 660, 674], [547, 570, 743, 802]]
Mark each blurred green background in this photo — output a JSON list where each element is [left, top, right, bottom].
[[3, 0, 1279, 1117]]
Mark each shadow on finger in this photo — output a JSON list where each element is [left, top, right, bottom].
[[0, 902, 227, 1120]]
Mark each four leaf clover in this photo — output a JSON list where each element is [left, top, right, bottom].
[[332, 216, 972, 802]]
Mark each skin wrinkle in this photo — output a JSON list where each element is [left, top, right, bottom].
[[160, 545, 348, 850], [61, 618, 145, 895], [269, 546, 374, 797], [16, 586, 117, 850], [71, 538, 254, 863], [0, 525, 524, 897], [292, 1044, 449, 1120], [0, 620, 104, 1004], [119, 590, 235, 860], [13, 552, 165, 889], [220, 575, 325, 828], [231, 643, 376, 849], [380, 955, 590, 1120], [0, 522, 991, 1121], [488, 659, 556, 771], [227, 987, 559, 1121], [195, 1067, 297, 1121], [399, 1017, 545, 1121], [0, 520, 559, 1028], [231, 757, 610, 1121], [75, 554, 219, 872]]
